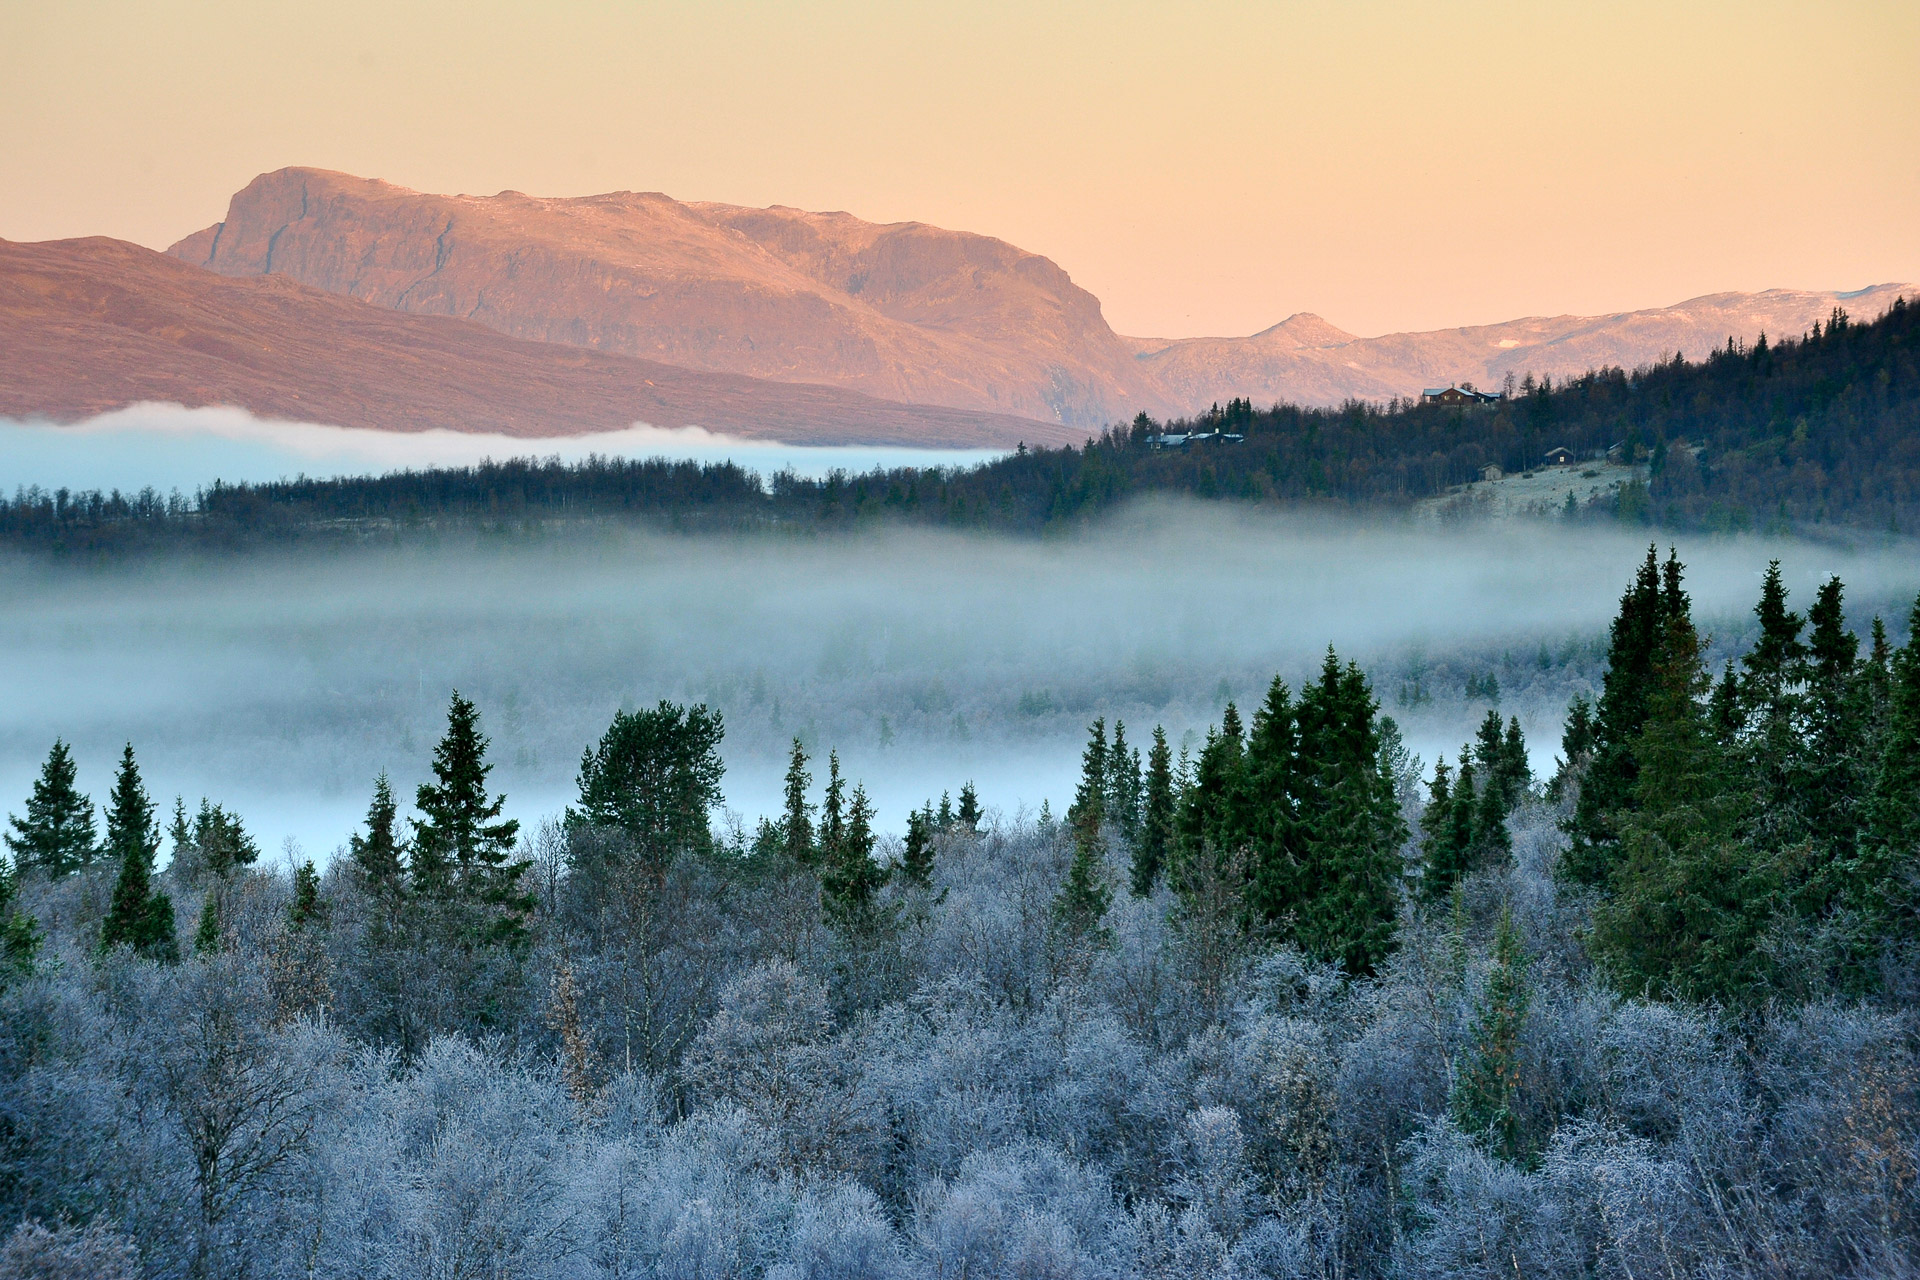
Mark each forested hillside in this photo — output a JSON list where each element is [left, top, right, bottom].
[[1, 550, 1917, 1276], [3, 295, 1915, 552]]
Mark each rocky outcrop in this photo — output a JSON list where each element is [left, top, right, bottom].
[[0, 236, 1071, 446]]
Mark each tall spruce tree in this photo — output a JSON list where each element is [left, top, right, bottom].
[[5, 739, 96, 879], [1737, 561, 1812, 853], [350, 774, 407, 905], [1590, 600, 1768, 1004], [412, 692, 531, 942], [819, 752, 846, 866], [1855, 593, 1920, 955], [779, 739, 816, 866], [99, 744, 176, 961], [1287, 651, 1406, 975], [956, 783, 982, 829], [901, 805, 935, 889], [1133, 726, 1176, 897], [1802, 577, 1865, 879], [1564, 547, 1690, 887], [822, 783, 890, 936], [1419, 756, 1466, 903], [1173, 704, 1246, 892], [1105, 721, 1142, 848], [1068, 719, 1108, 838], [1243, 678, 1300, 927]]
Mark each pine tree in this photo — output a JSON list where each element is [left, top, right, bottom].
[[349, 774, 407, 905], [1500, 717, 1531, 808], [1452, 907, 1530, 1162], [190, 800, 260, 882], [1471, 760, 1513, 869], [822, 784, 890, 937], [937, 791, 953, 828], [412, 692, 531, 942], [1132, 726, 1176, 897], [779, 738, 816, 866], [956, 783, 982, 829], [572, 701, 725, 874], [5, 740, 97, 879], [99, 745, 176, 961]]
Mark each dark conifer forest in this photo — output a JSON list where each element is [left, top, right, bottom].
[[5, 297, 1916, 553], [4, 544, 1920, 1277]]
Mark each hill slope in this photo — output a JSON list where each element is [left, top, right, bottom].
[[0, 236, 1069, 447]]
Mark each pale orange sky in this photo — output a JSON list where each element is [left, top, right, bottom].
[[3, 0, 1915, 339]]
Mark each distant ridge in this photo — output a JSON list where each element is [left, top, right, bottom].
[[0, 235, 1070, 447], [166, 168, 1911, 426]]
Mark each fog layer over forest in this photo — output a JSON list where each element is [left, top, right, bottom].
[[3, 500, 1914, 859], [0, 407, 1005, 493]]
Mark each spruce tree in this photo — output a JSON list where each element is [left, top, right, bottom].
[[1173, 704, 1246, 892], [193, 891, 224, 956], [350, 774, 407, 905], [5, 739, 97, 879], [1419, 756, 1467, 903], [1590, 607, 1767, 1004], [1738, 561, 1811, 853], [779, 739, 816, 866], [1856, 593, 1920, 951], [1546, 695, 1594, 803], [821, 783, 890, 937], [1288, 651, 1405, 975], [0, 854, 40, 976], [1133, 727, 1176, 896], [1452, 907, 1530, 1162], [1471, 761, 1514, 869], [957, 783, 982, 829], [1564, 547, 1686, 886], [1105, 721, 1142, 847], [1053, 808, 1114, 947], [289, 860, 326, 929], [1803, 577, 1865, 887], [412, 692, 531, 942], [901, 805, 935, 888], [1067, 719, 1109, 839], [99, 745, 176, 962], [819, 752, 846, 866], [1243, 677, 1300, 926]]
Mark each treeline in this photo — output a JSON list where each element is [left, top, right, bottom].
[[5, 296, 1915, 552], [3, 553, 1920, 1275]]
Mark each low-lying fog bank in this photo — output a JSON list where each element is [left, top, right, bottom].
[[2, 499, 1914, 860], [0, 405, 1005, 493]]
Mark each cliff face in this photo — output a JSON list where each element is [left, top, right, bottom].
[[169, 168, 1169, 427], [0, 235, 1070, 447]]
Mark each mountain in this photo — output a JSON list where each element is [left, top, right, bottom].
[[169, 167, 1168, 428], [1130, 286, 1916, 409], [0, 235, 1069, 447]]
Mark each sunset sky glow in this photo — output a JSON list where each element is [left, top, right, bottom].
[[3, 0, 1915, 339]]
